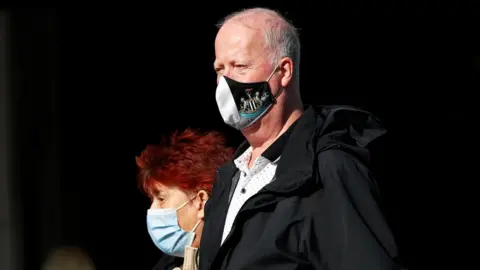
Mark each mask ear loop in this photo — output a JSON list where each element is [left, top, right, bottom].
[[176, 196, 197, 211], [272, 87, 284, 101], [266, 64, 278, 82], [266, 64, 284, 103], [190, 193, 203, 232], [191, 219, 202, 233], [177, 195, 202, 232]]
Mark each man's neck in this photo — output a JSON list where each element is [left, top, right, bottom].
[[242, 107, 303, 159]]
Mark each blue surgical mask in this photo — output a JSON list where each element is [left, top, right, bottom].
[[146, 197, 202, 257]]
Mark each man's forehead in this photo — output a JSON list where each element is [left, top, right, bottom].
[[215, 24, 265, 61], [216, 23, 258, 45]]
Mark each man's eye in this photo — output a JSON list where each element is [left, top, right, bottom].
[[214, 66, 224, 73]]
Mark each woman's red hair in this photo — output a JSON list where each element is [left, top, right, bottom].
[[135, 128, 234, 197]]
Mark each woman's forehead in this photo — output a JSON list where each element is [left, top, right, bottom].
[[151, 182, 186, 196], [152, 182, 169, 191]]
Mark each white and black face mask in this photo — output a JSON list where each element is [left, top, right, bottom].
[[215, 66, 282, 130]]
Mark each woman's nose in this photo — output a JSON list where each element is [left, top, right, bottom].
[[149, 198, 161, 209]]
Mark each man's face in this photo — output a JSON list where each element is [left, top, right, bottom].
[[214, 22, 275, 86]]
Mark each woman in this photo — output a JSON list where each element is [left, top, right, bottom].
[[136, 128, 234, 270]]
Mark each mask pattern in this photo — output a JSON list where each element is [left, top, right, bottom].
[[215, 65, 280, 130]]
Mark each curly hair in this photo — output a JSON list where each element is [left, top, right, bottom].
[[135, 128, 234, 197]]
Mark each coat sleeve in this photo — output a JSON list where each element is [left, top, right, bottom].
[[304, 149, 401, 270]]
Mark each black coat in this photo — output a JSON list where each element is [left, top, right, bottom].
[[199, 105, 403, 270]]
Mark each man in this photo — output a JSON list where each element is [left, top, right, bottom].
[[200, 7, 401, 270]]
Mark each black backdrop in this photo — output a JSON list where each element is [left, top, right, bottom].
[[7, 2, 475, 270]]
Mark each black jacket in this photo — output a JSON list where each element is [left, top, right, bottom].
[[198, 105, 401, 270]]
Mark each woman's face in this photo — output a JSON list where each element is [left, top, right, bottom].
[[149, 182, 209, 248]]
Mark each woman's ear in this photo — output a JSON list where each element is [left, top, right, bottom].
[[196, 190, 210, 219]]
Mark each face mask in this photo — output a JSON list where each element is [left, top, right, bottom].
[[215, 64, 283, 130], [146, 197, 202, 257]]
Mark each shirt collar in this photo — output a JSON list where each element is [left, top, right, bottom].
[[261, 120, 298, 162], [233, 119, 298, 170]]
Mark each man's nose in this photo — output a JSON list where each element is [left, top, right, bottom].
[[217, 69, 232, 85]]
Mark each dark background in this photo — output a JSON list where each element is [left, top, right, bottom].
[[6, 2, 475, 270]]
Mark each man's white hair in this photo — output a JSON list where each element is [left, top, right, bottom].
[[217, 8, 301, 91]]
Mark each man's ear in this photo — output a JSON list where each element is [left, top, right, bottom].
[[196, 190, 210, 219], [279, 57, 293, 88]]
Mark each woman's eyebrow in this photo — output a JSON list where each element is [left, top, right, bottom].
[[151, 189, 164, 197]]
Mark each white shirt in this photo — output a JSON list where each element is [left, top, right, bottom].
[[221, 146, 280, 244]]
